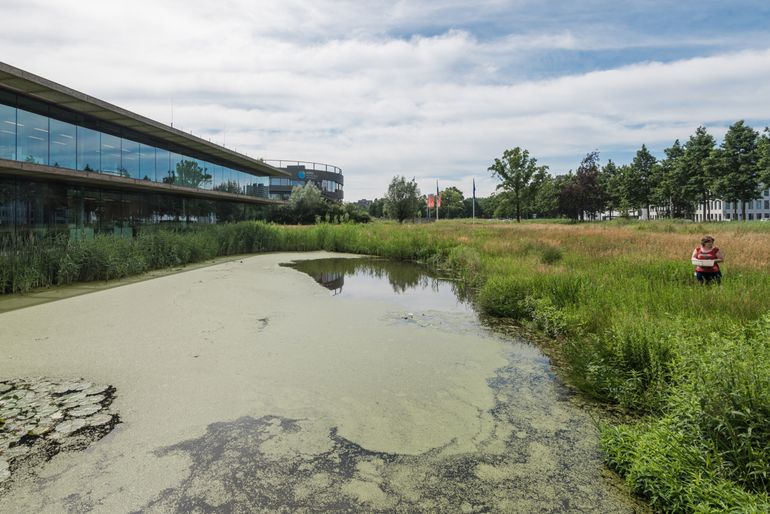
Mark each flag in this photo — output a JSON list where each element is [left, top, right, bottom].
[[427, 195, 434, 209], [436, 180, 440, 219]]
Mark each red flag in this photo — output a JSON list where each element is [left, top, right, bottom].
[[427, 195, 435, 209]]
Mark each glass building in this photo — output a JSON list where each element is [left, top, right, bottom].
[[0, 62, 290, 238], [263, 161, 344, 202]]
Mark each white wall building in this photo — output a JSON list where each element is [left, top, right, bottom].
[[643, 186, 770, 222]]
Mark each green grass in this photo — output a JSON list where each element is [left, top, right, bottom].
[[2, 219, 769, 511]]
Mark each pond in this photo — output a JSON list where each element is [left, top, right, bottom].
[[0, 253, 646, 513], [274, 257, 646, 513]]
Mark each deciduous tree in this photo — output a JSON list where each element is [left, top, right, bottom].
[[488, 147, 548, 222], [384, 176, 421, 223]]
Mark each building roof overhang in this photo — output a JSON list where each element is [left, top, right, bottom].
[[0, 61, 289, 178]]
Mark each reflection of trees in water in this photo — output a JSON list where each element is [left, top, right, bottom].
[[284, 258, 469, 300]]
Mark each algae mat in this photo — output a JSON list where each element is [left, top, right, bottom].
[[0, 252, 645, 513]]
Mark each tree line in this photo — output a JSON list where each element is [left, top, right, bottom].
[[372, 121, 770, 222]]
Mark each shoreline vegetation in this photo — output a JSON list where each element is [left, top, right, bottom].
[[2, 219, 770, 512]]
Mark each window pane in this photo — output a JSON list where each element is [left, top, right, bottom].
[[100, 132, 121, 175], [166, 153, 183, 184], [156, 148, 170, 183], [121, 138, 141, 178], [139, 144, 156, 181], [49, 119, 76, 169], [0, 103, 16, 160], [17, 109, 49, 165], [77, 126, 100, 171]]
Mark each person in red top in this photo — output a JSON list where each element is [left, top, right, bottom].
[[691, 235, 724, 284]]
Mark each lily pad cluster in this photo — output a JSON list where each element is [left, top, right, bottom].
[[0, 378, 117, 484]]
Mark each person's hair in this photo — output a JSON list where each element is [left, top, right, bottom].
[[701, 235, 715, 245]]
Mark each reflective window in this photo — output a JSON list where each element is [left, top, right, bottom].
[[167, 153, 183, 184], [49, 119, 76, 169], [0, 99, 284, 199], [0, 103, 15, 160], [77, 126, 100, 171], [101, 132, 121, 175], [121, 138, 141, 179], [139, 144, 155, 181], [156, 148, 171, 182], [17, 109, 49, 165]]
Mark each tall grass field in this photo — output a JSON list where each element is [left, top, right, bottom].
[[2, 219, 770, 512]]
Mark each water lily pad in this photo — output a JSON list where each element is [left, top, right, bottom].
[[58, 392, 87, 404], [53, 383, 76, 394], [79, 394, 105, 406], [82, 385, 109, 396], [49, 411, 64, 420], [54, 418, 86, 435], [29, 423, 54, 436], [0, 384, 11, 394], [84, 414, 113, 427], [0, 408, 20, 419], [68, 405, 101, 417], [36, 405, 59, 417], [70, 382, 92, 392]]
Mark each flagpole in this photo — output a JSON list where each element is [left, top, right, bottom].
[[436, 180, 439, 220], [472, 177, 476, 219]]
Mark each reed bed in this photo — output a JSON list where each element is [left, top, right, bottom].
[[2, 219, 769, 511]]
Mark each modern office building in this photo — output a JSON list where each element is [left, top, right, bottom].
[[264, 160, 344, 202], [0, 62, 292, 238], [645, 186, 770, 221]]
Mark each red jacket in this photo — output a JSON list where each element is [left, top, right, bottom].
[[693, 246, 720, 272]]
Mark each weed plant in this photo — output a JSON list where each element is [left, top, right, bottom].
[[2, 218, 770, 510]]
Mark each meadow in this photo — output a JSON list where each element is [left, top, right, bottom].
[[2, 218, 769, 512]]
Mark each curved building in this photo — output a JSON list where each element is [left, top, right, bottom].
[[264, 160, 344, 202], [0, 62, 290, 238]]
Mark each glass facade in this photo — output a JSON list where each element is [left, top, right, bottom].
[[0, 92, 269, 198], [0, 176, 268, 239]]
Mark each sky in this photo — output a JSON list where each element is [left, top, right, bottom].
[[2, 0, 770, 201]]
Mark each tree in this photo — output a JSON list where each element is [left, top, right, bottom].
[[600, 160, 623, 218], [759, 128, 770, 187], [650, 140, 687, 218], [530, 173, 559, 218], [438, 186, 465, 219], [383, 176, 421, 223], [556, 172, 582, 220], [625, 145, 656, 216], [682, 126, 716, 220], [289, 182, 325, 224], [488, 147, 549, 222], [575, 151, 605, 220], [711, 121, 761, 221], [367, 198, 386, 218], [166, 159, 212, 188]]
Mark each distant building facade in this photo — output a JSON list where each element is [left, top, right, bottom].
[[264, 161, 344, 202], [645, 186, 770, 221]]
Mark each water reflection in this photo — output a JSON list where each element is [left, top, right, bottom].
[[282, 258, 472, 312]]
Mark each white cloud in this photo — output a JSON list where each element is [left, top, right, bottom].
[[1, 1, 769, 200]]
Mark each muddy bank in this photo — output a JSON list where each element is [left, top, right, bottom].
[[0, 252, 646, 512]]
